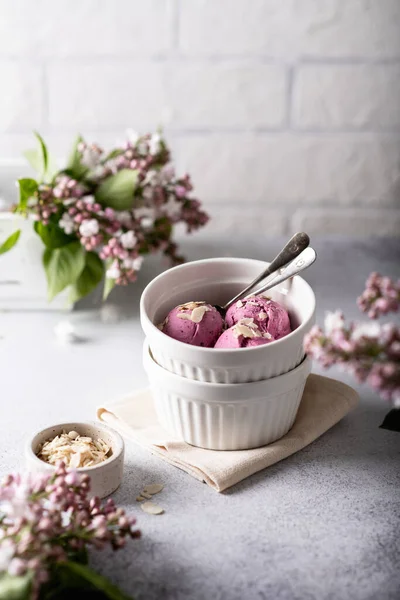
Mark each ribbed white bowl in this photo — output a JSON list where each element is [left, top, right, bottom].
[[140, 257, 316, 383], [143, 343, 312, 451]]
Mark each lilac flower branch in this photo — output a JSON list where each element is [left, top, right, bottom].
[[6, 130, 209, 304], [304, 274, 400, 407], [0, 463, 140, 600]]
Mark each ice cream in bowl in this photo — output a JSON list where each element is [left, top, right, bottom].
[[160, 295, 292, 349], [140, 257, 316, 383]]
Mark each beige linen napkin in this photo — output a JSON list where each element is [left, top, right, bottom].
[[97, 374, 358, 492]]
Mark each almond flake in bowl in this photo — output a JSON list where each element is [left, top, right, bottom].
[[37, 430, 111, 469]]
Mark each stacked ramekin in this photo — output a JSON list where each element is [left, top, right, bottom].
[[140, 258, 315, 450]]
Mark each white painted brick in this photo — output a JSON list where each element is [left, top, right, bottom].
[[293, 65, 400, 129], [176, 206, 288, 239], [167, 63, 286, 128], [176, 134, 400, 206], [48, 61, 287, 131], [291, 208, 400, 236], [0, 62, 43, 131], [48, 63, 168, 130], [0, 0, 171, 57], [179, 0, 400, 58]]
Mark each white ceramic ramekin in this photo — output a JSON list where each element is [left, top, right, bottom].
[[143, 342, 311, 450], [140, 257, 315, 383], [25, 422, 124, 498]]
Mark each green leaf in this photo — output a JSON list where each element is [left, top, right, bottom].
[[16, 178, 38, 213], [56, 563, 132, 600], [95, 169, 138, 210], [103, 277, 116, 301], [23, 132, 58, 182], [43, 242, 85, 301], [34, 221, 73, 249], [104, 148, 123, 161], [23, 148, 43, 174], [33, 131, 48, 177], [103, 258, 115, 300], [0, 230, 21, 255], [66, 546, 89, 566], [0, 572, 32, 600], [66, 135, 89, 181], [46, 155, 59, 181], [69, 252, 104, 303]]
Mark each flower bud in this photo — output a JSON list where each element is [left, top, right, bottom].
[[65, 472, 78, 486], [118, 516, 129, 528], [105, 207, 115, 218], [8, 558, 27, 577]]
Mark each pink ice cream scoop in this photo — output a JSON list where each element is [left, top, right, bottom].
[[225, 295, 291, 341], [161, 301, 224, 347], [214, 318, 274, 349]]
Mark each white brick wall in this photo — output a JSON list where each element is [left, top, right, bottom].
[[0, 0, 399, 236], [292, 65, 400, 130]]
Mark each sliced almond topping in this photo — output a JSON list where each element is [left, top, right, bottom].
[[69, 452, 81, 469], [176, 312, 192, 321], [258, 311, 268, 320], [179, 301, 205, 311], [68, 431, 79, 440], [190, 305, 210, 323], [240, 318, 257, 328], [143, 484, 164, 495], [263, 332, 273, 339], [141, 501, 164, 515], [233, 325, 255, 339], [236, 300, 243, 308], [136, 495, 145, 502], [233, 319, 262, 339], [141, 491, 152, 500], [157, 316, 168, 330], [177, 304, 210, 323]]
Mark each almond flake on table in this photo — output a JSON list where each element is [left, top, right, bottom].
[[143, 484, 164, 495], [141, 492, 152, 500], [141, 501, 165, 515], [53, 320, 83, 344]]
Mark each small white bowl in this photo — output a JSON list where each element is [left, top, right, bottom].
[[143, 342, 311, 450], [140, 257, 316, 383], [25, 422, 124, 499]]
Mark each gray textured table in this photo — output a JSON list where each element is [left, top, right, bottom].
[[1, 237, 399, 600]]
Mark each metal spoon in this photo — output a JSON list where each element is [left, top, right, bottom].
[[216, 232, 310, 315], [242, 246, 317, 299]]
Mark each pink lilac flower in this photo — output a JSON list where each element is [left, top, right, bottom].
[[358, 272, 400, 319], [304, 307, 400, 406], [0, 463, 140, 600], [77, 141, 104, 169]]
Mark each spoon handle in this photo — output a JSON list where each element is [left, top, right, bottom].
[[223, 232, 310, 310], [245, 247, 317, 299]]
